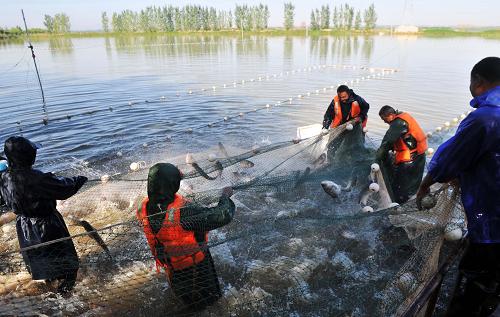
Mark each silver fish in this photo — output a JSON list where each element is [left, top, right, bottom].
[[218, 142, 254, 168], [239, 160, 255, 168], [321, 181, 341, 199], [191, 161, 223, 180], [312, 153, 327, 168]]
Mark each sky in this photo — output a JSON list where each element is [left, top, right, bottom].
[[2, 0, 500, 31]]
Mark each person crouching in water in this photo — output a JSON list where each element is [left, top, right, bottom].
[[376, 106, 428, 203], [136, 163, 235, 310], [0, 136, 88, 293]]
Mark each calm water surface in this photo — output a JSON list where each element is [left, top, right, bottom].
[[0, 34, 499, 175]]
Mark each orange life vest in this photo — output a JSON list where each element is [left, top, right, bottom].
[[136, 194, 207, 274], [330, 95, 368, 128], [393, 112, 428, 164]]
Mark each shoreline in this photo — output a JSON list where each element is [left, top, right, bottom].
[[2, 27, 500, 40]]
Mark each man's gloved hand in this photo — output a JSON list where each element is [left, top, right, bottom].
[[321, 128, 329, 135], [75, 176, 88, 189]]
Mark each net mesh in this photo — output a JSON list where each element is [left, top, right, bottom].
[[0, 121, 465, 316]]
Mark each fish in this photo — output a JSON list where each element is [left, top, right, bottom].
[[68, 216, 112, 260], [312, 153, 327, 168], [187, 151, 223, 180], [232, 171, 249, 178], [239, 160, 255, 169], [321, 181, 341, 199], [218, 142, 254, 168], [218, 142, 230, 158], [191, 162, 222, 180], [179, 181, 194, 195]]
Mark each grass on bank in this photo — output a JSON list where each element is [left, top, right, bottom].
[[2, 27, 500, 40]]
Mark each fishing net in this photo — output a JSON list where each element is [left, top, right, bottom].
[[0, 121, 465, 316]]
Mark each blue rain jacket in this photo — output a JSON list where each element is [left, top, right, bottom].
[[428, 86, 500, 243]]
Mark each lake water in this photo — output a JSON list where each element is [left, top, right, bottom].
[[0, 34, 499, 175]]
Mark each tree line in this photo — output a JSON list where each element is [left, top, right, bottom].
[[101, 4, 269, 33], [309, 3, 377, 31], [32, 3, 377, 35], [43, 13, 71, 33]]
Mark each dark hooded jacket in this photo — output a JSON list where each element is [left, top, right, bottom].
[[146, 163, 235, 235], [376, 117, 426, 203], [143, 163, 235, 308], [0, 136, 87, 280], [322, 90, 370, 129]]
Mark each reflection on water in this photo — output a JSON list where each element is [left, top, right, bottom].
[[306, 36, 376, 65], [283, 36, 293, 67], [235, 36, 268, 57], [0, 34, 498, 172], [48, 37, 73, 55], [362, 36, 374, 60], [111, 34, 272, 64]]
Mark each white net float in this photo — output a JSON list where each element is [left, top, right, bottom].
[[369, 183, 380, 193], [362, 206, 374, 213], [100, 175, 110, 183]]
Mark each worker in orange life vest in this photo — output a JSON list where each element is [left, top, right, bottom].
[[376, 105, 428, 204], [322, 85, 370, 130], [136, 163, 235, 310]]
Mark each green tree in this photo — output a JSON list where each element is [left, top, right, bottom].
[[264, 5, 270, 29], [43, 15, 54, 33], [209, 8, 218, 30], [234, 5, 243, 30], [354, 10, 361, 30], [363, 3, 377, 30], [101, 12, 109, 32], [228, 10, 233, 28], [283, 2, 295, 30], [320, 5, 330, 29], [53, 13, 71, 33], [332, 7, 339, 30], [345, 4, 354, 30], [310, 10, 319, 30]]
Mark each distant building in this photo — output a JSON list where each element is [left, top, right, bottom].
[[395, 25, 419, 33]]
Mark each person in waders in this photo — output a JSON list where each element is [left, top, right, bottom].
[[376, 106, 427, 204], [136, 163, 235, 310], [417, 56, 500, 317], [322, 85, 371, 166], [322, 85, 370, 130], [0, 136, 88, 294]]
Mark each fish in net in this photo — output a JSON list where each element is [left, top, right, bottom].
[[0, 121, 466, 316]]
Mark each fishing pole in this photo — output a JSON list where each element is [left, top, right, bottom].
[[21, 9, 49, 125]]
